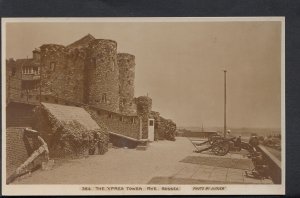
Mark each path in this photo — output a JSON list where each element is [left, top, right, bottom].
[[11, 137, 272, 184]]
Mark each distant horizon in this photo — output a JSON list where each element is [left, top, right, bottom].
[[178, 125, 281, 130]]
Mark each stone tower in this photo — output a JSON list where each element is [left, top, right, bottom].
[[136, 96, 153, 139], [86, 39, 119, 112], [117, 53, 136, 115], [40, 44, 86, 103]]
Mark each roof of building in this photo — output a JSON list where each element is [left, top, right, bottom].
[[6, 58, 40, 68], [15, 58, 33, 65], [41, 102, 100, 130], [67, 34, 95, 49]]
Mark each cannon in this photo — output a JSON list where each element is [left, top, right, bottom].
[[189, 134, 271, 180], [190, 136, 234, 156]]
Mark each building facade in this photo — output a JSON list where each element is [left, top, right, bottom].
[[6, 34, 166, 144]]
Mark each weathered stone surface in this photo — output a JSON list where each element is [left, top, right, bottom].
[[136, 96, 152, 139], [86, 39, 119, 112], [40, 44, 86, 104], [117, 53, 136, 115], [86, 106, 140, 140]]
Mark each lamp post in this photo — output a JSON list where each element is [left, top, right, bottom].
[[223, 69, 227, 137]]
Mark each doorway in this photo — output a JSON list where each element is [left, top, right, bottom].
[[148, 118, 155, 141]]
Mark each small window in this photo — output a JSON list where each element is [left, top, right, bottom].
[[120, 116, 124, 122], [149, 120, 154, 126], [132, 118, 135, 124], [101, 93, 107, 103], [121, 98, 126, 106], [11, 67, 16, 76], [108, 114, 113, 119], [111, 61, 115, 71], [50, 62, 56, 71]]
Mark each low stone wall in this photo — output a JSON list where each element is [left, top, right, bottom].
[[257, 145, 281, 184], [109, 133, 139, 148], [87, 106, 141, 140], [6, 127, 29, 176]]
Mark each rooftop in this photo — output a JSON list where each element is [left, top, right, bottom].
[[41, 102, 100, 130], [67, 34, 95, 49]]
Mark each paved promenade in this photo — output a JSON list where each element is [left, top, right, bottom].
[[12, 137, 272, 184]]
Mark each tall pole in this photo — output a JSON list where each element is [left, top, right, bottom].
[[224, 70, 227, 137], [39, 64, 42, 103]]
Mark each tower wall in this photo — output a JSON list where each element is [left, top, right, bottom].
[[86, 39, 119, 112], [117, 53, 136, 115], [136, 96, 152, 139], [40, 44, 86, 103]]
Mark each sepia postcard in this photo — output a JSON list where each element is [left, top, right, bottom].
[[1, 17, 285, 195]]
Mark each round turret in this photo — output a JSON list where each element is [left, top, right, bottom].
[[86, 39, 119, 112], [136, 96, 152, 115], [40, 44, 86, 103], [117, 53, 136, 115], [40, 44, 67, 96]]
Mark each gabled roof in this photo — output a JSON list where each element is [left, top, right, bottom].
[[67, 34, 95, 49], [41, 102, 100, 130]]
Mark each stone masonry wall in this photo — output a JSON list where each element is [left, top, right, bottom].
[[6, 59, 22, 103], [6, 127, 29, 176], [6, 103, 35, 128], [86, 39, 119, 112], [117, 53, 136, 115], [136, 96, 152, 139], [87, 107, 141, 140], [40, 44, 86, 104]]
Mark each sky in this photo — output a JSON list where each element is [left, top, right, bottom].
[[5, 20, 282, 128]]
